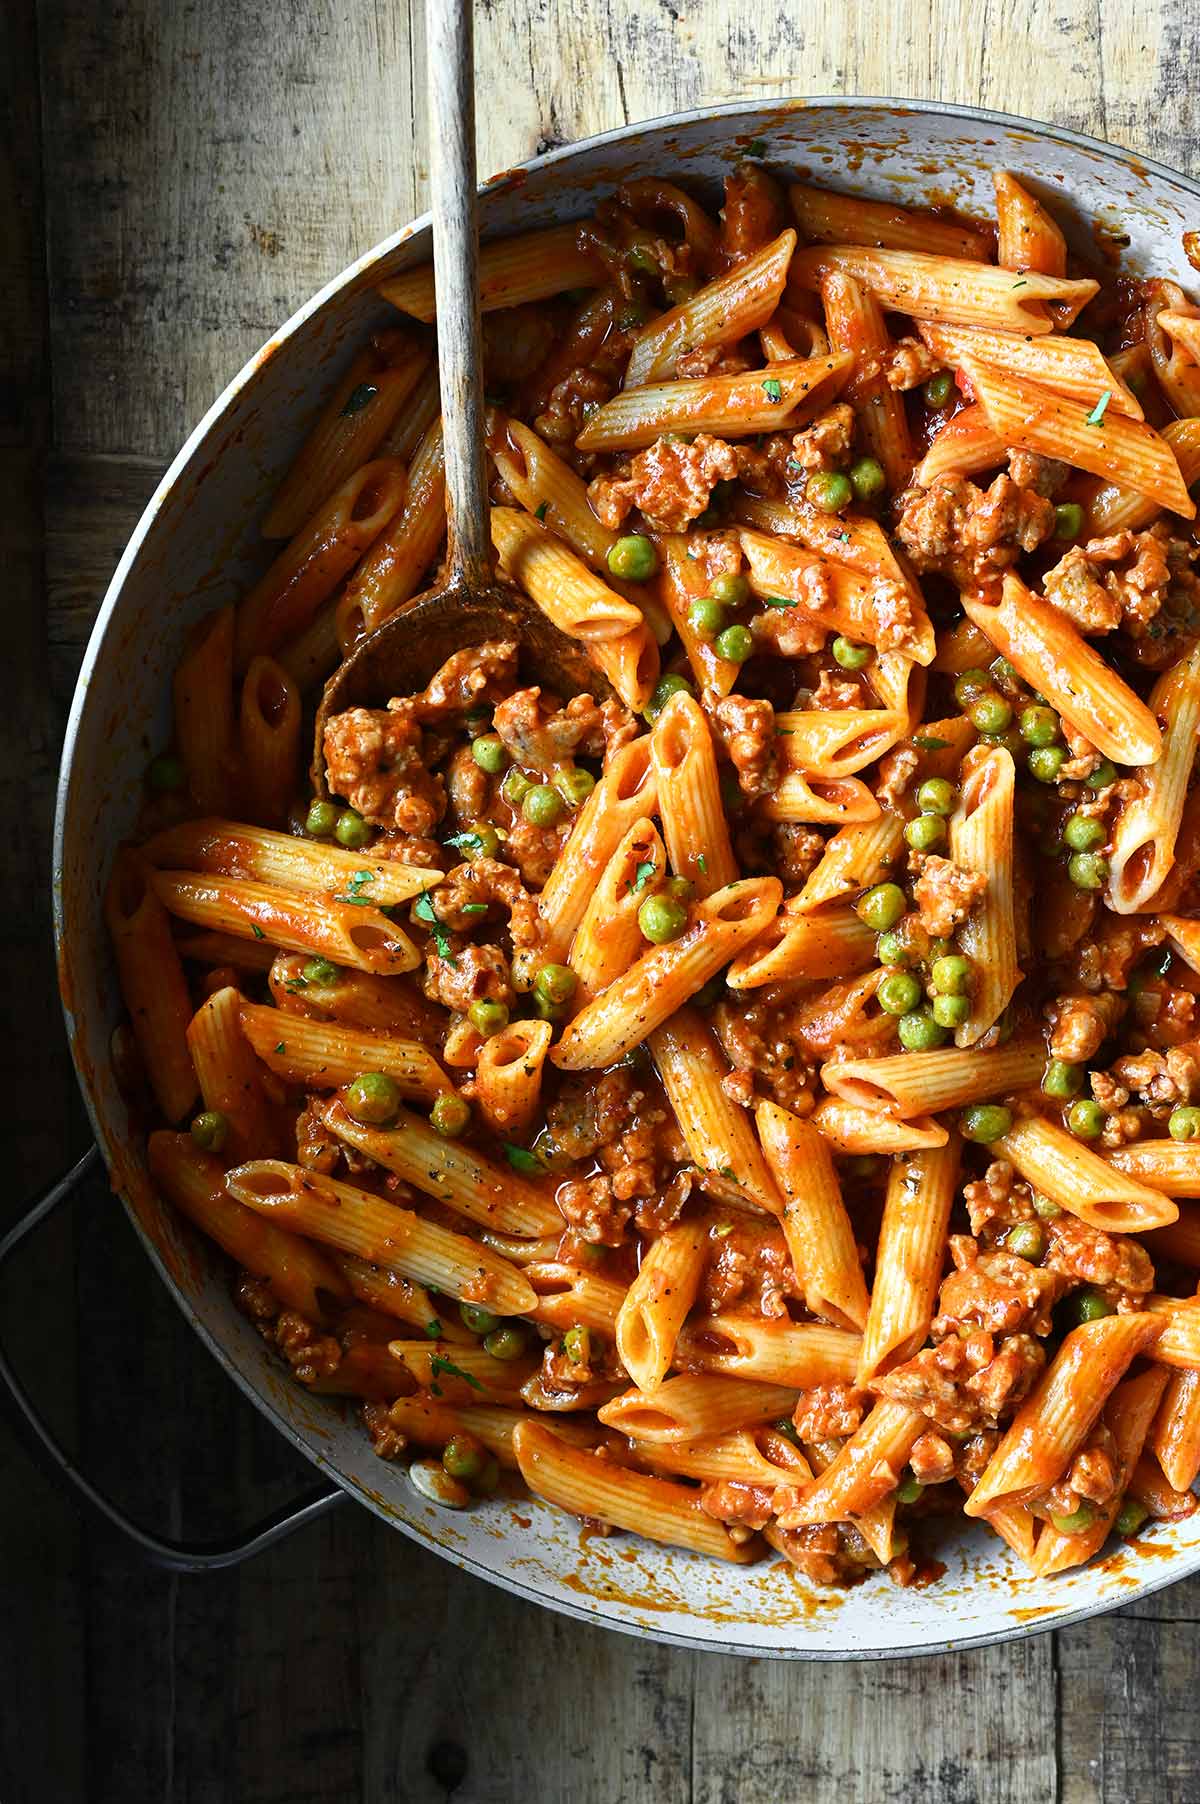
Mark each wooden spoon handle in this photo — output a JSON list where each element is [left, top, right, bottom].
[[427, 0, 491, 586]]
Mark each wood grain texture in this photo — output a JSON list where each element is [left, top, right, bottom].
[[12, 1, 1200, 1800]]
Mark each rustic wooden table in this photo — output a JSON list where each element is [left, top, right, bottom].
[[5, 1, 1200, 1799]]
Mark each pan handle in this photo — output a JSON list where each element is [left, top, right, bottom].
[[0, 1145, 344, 1572]]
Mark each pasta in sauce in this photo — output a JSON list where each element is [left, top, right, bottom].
[[114, 162, 1200, 1589]]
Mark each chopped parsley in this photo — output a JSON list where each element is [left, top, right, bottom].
[[1011, 279, 1027, 290], [274, 1041, 285, 1054], [461, 902, 488, 915], [503, 1142, 545, 1174], [630, 859, 657, 894], [535, 501, 549, 520], [414, 891, 456, 963], [913, 734, 950, 751], [718, 1165, 737, 1181], [284, 977, 308, 994], [762, 377, 784, 403], [762, 594, 796, 609], [697, 853, 708, 875], [250, 923, 265, 940], [445, 829, 488, 857], [340, 382, 379, 415], [1086, 390, 1112, 427], [335, 869, 377, 905], [429, 1353, 483, 1392]]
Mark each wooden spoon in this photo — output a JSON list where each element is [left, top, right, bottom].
[[313, 0, 610, 789]]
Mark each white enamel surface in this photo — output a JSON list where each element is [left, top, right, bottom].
[[54, 98, 1200, 1657]]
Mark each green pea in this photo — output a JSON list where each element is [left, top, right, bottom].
[[953, 668, 992, 708], [1115, 1498, 1149, 1537], [990, 656, 1019, 689], [1075, 1289, 1114, 1324], [932, 992, 969, 1029], [523, 784, 564, 828], [442, 1435, 486, 1482], [483, 1324, 528, 1361], [898, 1008, 948, 1051], [147, 752, 186, 793], [1018, 705, 1060, 748], [904, 814, 948, 853], [345, 1071, 401, 1125], [876, 930, 908, 968], [190, 1110, 228, 1153], [535, 964, 577, 1007], [849, 456, 886, 502], [461, 821, 500, 859], [667, 876, 695, 901], [644, 673, 694, 722], [431, 1093, 471, 1138], [638, 893, 688, 944], [501, 766, 534, 808], [930, 954, 971, 996], [1050, 1504, 1096, 1535], [471, 733, 508, 774], [855, 882, 906, 931], [923, 371, 954, 408], [1062, 813, 1105, 854], [1068, 851, 1109, 891], [916, 778, 957, 817], [967, 692, 1013, 735], [895, 1475, 924, 1505], [878, 971, 924, 1015], [960, 1103, 1013, 1143], [607, 534, 658, 581], [832, 636, 872, 670], [305, 799, 340, 839], [1005, 1221, 1046, 1263], [710, 572, 750, 607], [562, 1324, 591, 1365], [689, 597, 727, 637], [715, 624, 754, 663], [1054, 502, 1085, 540], [1067, 1098, 1105, 1140], [1028, 745, 1068, 784], [302, 957, 340, 986], [460, 1302, 500, 1335], [1032, 1191, 1062, 1220], [1169, 1105, 1200, 1141], [1043, 1059, 1084, 1099], [468, 999, 509, 1038], [1085, 759, 1118, 790], [805, 470, 853, 514], [335, 809, 371, 849], [531, 992, 566, 1023], [554, 766, 596, 810]]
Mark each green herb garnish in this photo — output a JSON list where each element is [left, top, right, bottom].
[[1087, 390, 1112, 426], [535, 501, 548, 520], [429, 1353, 483, 1391], [762, 377, 783, 403], [630, 859, 657, 894], [913, 734, 951, 751], [504, 1143, 545, 1174], [251, 924, 266, 940], [762, 594, 796, 609], [414, 891, 456, 963], [335, 869, 377, 905]]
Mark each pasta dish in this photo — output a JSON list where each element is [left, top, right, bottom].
[[107, 160, 1200, 1589]]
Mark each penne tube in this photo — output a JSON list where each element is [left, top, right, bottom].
[[808, 1097, 948, 1154], [1145, 1204, 1200, 1272], [380, 357, 442, 462], [1107, 642, 1200, 914], [983, 1502, 1040, 1567], [650, 1007, 782, 1215], [576, 353, 852, 452], [1110, 1145, 1200, 1205], [792, 1437, 899, 1564], [176, 929, 278, 973], [650, 694, 737, 896], [1088, 417, 1200, 534], [962, 578, 1162, 766], [238, 657, 300, 826], [1030, 1365, 1169, 1577], [994, 1117, 1178, 1234], [390, 1339, 533, 1401], [151, 871, 421, 976], [294, 1342, 413, 1400], [819, 1040, 1045, 1117], [513, 1420, 757, 1563], [994, 170, 1067, 276], [1149, 303, 1200, 416], [186, 985, 279, 1163], [141, 818, 438, 906], [725, 903, 877, 991], [268, 955, 441, 1039], [917, 321, 1142, 418], [275, 593, 342, 693], [632, 1426, 813, 1488], [551, 877, 782, 1070], [472, 1019, 553, 1136], [615, 1219, 709, 1391], [964, 1313, 1165, 1516], [490, 507, 644, 640], [756, 1101, 870, 1330], [657, 532, 741, 697], [739, 527, 935, 665], [964, 360, 1195, 518], [105, 853, 198, 1123], [774, 709, 907, 777], [789, 182, 991, 260], [225, 1160, 537, 1316], [773, 1400, 927, 1526], [238, 999, 450, 1098], [234, 458, 409, 666], [756, 772, 880, 825], [570, 819, 666, 997], [732, 493, 927, 619], [1151, 1367, 1200, 1493], [538, 735, 657, 961], [789, 245, 1098, 333], [322, 1097, 562, 1238], [624, 228, 797, 387], [821, 270, 913, 490], [173, 605, 238, 817], [341, 418, 445, 636], [1126, 1451, 1200, 1521], [586, 621, 660, 713], [335, 1254, 466, 1341], [597, 1374, 798, 1444], [372, 1398, 595, 1467], [523, 1261, 628, 1336], [915, 404, 1006, 486], [949, 746, 1020, 1046], [380, 224, 603, 321], [674, 1315, 861, 1387], [1145, 1294, 1200, 1371], [794, 814, 904, 912], [148, 1133, 347, 1318], [856, 1139, 961, 1385], [262, 340, 428, 538]]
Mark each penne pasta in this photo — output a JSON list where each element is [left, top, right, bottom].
[[650, 693, 737, 896], [739, 527, 935, 666], [633, 1426, 813, 1488], [774, 709, 907, 778], [1030, 1365, 1169, 1577], [915, 404, 1006, 487], [151, 871, 421, 976], [725, 902, 877, 991], [674, 1315, 861, 1387], [917, 320, 1142, 418], [173, 605, 238, 817], [380, 225, 604, 322], [994, 170, 1067, 276], [1088, 416, 1200, 535], [948, 746, 1020, 1046], [1110, 1144, 1200, 1205], [141, 818, 439, 906], [819, 1040, 1045, 1117], [821, 270, 914, 490], [755, 771, 879, 826], [490, 506, 644, 640], [238, 657, 300, 826], [105, 853, 198, 1124], [472, 1018, 553, 1136], [773, 1400, 927, 1527], [794, 814, 904, 913], [1107, 642, 1200, 914], [340, 417, 445, 637], [597, 1374, 798, 1444], [524, 1261, 628, 1337], [569, 818, 665, 997], [615, 1219, 709, 1391], [238, 999, 450, 1098], [808, 1097, 948, 1154], [186, 985, 279, 1163], [756, 1101, 870, 1330], [649, 1007, 783, 1215], [537, 735, 657, 962], [624, 228, 797, 387], [856, 1139, 961, 1385], [1151, 1366, 1200, 1493], [994, 1117, 1178, 1234], [578, 353, 852, 452], [789, 245, 1098, 333], [789, 182, 991, 260]]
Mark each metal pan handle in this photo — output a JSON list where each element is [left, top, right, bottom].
[[1, 1146, 344, 1571]]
